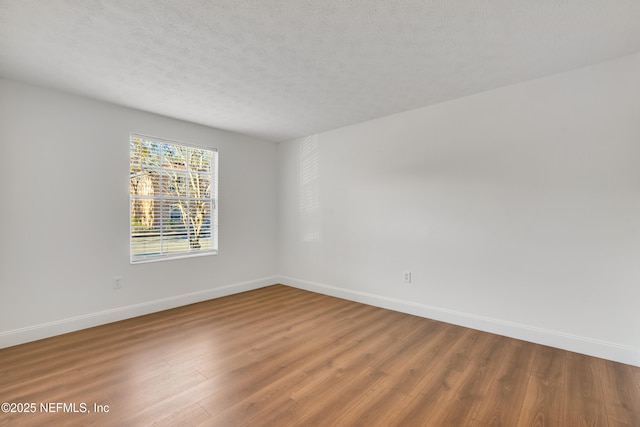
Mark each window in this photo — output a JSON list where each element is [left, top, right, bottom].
[[130, 133, 218, 263]]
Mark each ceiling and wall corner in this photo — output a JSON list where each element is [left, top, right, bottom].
[[1, 0, 640, 142]]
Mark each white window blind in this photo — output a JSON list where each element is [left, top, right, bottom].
[[130, 133, 218, 263]]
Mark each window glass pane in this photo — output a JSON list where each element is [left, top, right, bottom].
[[161, 201, 188, 254], [197, 201, 213, 251], [130, 171, 160, 198], [188, 172, 211, 199], [162, 170, 187, 197], [131, 198, 161, 256], [187, 200, 211, 250], [188, 148, 211, 172], [130, 196, 157, 229], [162, 143, 186, 169], [130, 138, 161, 171]]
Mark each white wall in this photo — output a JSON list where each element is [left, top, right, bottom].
[[278, 53, 640, 366], [0, 79, 278, 346]]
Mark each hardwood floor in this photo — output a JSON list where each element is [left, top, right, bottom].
[[1, 285, 639, 426]]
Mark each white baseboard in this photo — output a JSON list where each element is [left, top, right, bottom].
[[279, 275, 640, 367], [0, 276, 278, 349]]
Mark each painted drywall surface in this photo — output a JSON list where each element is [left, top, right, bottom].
[[0, 78, 278, 333], [278, 53, 640, 350]]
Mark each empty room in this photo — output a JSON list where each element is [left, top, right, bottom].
[[1, 1, 639, 426]]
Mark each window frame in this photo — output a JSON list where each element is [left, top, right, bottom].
[[129, 133, 218, 264]]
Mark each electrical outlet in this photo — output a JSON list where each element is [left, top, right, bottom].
[[113, 276, 122, 289], [403, 271, 412, 284]]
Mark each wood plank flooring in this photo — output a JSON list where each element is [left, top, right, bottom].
[[1, 285, 639, 426]]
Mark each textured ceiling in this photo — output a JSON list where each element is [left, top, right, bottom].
[[1, 0, 640, 142]]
